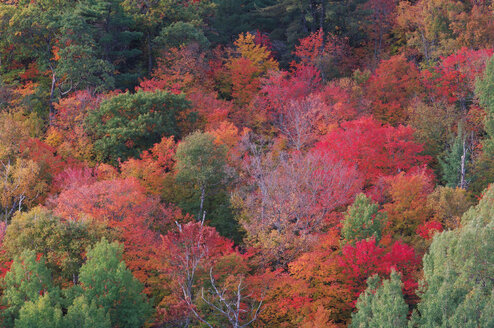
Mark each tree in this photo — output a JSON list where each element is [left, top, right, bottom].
[[383, 170, 434, 245], [350, 271, 408, 328], [439, 122, 470, 189], [85, 90, 190, 165], [223, 32, 278, 106], [155, 22, 209, 50], [268, 231, 353, 326], [477, 54, 494, 155], [426, 186, 472, 230], [192, 268, 263, 328], [366, 54, 421, 125], [342, 194, 387, 245], [1, 250, 57, 327], [410, 185, 494, 327], [174, 131, 236, 238], [120, 136, 176, 196], [0, 111, 47, 221], [3, 207, 108, 285], [49, 177, 177, 288], [63, 296, 111, 328], [160, 220, 233, 325], [64, 0, 143, 90], [338, 238, 420, 306], [15, 293, 64, 328], [236, 143, 362, 267], [75, 239, 153, 328], [314, 117, 428, 187]]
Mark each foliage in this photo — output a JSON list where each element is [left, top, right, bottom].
[[85, 90, 190, 164], [3, 207, 108, 284], [411, 185, 494, 327], [350, 271, 408, 328], [1, 251, 57, 327], [74, 239, 153, 328], [342, 193, 387, 244]]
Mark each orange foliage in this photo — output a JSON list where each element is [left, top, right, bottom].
[[120, 136, 176, 196]]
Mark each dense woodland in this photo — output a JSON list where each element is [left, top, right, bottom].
[[0, 0, 493, 327]]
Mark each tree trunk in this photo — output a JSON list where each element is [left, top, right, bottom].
[[198, 185, 206, 221]]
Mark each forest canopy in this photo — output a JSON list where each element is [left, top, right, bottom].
[[0, 0, 494, 327]]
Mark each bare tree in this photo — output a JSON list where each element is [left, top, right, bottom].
[[189, 268, 263, 328], [235, 139, 362, 266]]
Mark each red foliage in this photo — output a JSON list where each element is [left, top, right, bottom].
[[292, 29, 351, 75], [314, 116, 428, 186], [422, 47, 493, 110], [120, 136, 176, 196], [49, 177, 189, 288], [159, 221, 234, 321], [416, 221, 443, 240], [258, 65, 322, 117], [338, 238, 420, 305], [366, 54, 421, 125]]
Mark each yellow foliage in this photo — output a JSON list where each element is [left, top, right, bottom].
[[233, 32, 278, 73]]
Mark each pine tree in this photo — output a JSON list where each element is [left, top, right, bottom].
[[76, 239, 153, 328], [1, 251, 58, 327], [350, 271, 408, 328], [410, 185, 494, 327], [342, 193, 386, 244]]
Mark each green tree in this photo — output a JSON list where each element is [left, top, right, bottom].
[[67, 0, 143, 89], [474, 55, 494, 192], [3, 207, 110, 284], [64, 296, 111, 328], [15, 293, 63, 328], [75, 239, 152, 328], [342, 193, 386, 245], [410, 185, 494, 327], [439, 122, 470, 189], [0, 0, 116, 115], [350, 271, 408, 328], [1, 251, 59, 327], [174, 131, 239, 240], [155, 22, 209, 49], [85, 90, 190, 165]]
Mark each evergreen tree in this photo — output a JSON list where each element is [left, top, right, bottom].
[[1, 251, 59, 327], [410, 185, 494, 327], [75, 239, 153, 328], [85, 90, 190, 164], [342, 193, 386, 244], [70, 0, 143, 89], [350, 271, 408, 328]]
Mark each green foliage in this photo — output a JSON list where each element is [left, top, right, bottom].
[[477, 55, 494, 156], [342, 194, 386, 244], [3, 208, 110, 283], [15, 293, 64, 328], [1, 238, 150, 328], [439, 123, 469, 188], [174, 131, 241, 240], [411, 185, 494, 327], [64, 296, 111, 328], [76, 238, 153, 328], [85, 90, 190, 164], [2, 251, 58, 327], [351, 271, 408, 328], [67, 0, 143, 89], [55, 45, 115, 93], [155, 22, 209, 49]]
